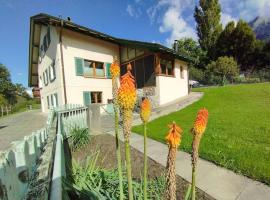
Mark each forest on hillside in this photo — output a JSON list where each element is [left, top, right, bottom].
[[175, 0, 270, 86]]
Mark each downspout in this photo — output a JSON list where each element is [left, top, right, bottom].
[[59, 20, 67, 104]]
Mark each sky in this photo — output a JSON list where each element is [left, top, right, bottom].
[[0, 0, 270, 88]]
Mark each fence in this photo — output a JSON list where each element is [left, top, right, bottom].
[[1, 105, 12, 117], [0, 111, 53, 200], [0, 104, 88, 200]]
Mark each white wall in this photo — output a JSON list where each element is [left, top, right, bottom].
[[156, 59, 188, 105], [38, 25, 64, 112], [61, 29, 119, 105]]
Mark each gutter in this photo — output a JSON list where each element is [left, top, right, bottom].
[[59, 20, 68, 104]]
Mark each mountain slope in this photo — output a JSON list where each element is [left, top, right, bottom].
[[249, 16, 270, 41]]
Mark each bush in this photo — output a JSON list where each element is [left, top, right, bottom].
[[0, 94, 7, 106], [69, 126, 90, 151], [233, 77, 261, 84], [189, 66, 205, 82], [251, 68, 270, 82], [205, 56, 239, 85]]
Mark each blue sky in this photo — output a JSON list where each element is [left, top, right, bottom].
[[0, 0, 270, 88]]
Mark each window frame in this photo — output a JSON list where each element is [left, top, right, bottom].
[[158, 56, 175, 77], [83, 59, 105, 78], [180, 66, 184, 79], [91, 91, 102, 104], [49, 60, 56, 82]]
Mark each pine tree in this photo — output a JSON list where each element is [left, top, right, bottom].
[[194, 0, 222, 59], [216, 21, 235, 58], [231, 20, 256, 70]]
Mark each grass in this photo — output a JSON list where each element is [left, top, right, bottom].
[[132, 83, 270, 185]]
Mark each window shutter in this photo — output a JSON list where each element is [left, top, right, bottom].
[[83, 92, 91, 106], [75, 57, 84, 76], [106, 63, 112, 78]]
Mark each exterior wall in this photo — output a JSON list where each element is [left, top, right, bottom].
[[61, 29, 119, 105], [156, 59, 188, 105], [38, 25, 64, 112]]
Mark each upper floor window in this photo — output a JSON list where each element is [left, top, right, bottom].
[[43, 69, 49, 86], [75, 57, 108, 78], [180, 66, 184, 79], [159, 58, 174, 76], [39, 26, 51, 63], [49, 60, 56, 82]]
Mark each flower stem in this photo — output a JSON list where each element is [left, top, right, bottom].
[[125, 139, 134, 200], [143, 122, 148, 200], [115, 108, 124, 200], [191, 165, 196, 200]]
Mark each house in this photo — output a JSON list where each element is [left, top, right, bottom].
[[28, 13, 190, 113]]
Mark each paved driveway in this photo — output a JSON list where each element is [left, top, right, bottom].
[[0, 110, 47, 151]]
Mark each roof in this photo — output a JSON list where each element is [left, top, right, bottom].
[[28, 13, 191, 86]]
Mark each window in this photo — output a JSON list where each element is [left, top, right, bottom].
[[50, 93, 58, 107], [49, 60, 56, 82], [75, 57, 105, 78], [44, 69, 49, 86], [180, 66, 184, 79], [120, 55, 155, 89], [120, 46, 145, 63], [47, 96, 50, 109], [91, 92, 102, 103], [159, 58, 174, 76], [83, 91, 102, 106]]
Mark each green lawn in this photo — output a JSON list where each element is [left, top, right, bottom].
[[132, 83, 270, 185]]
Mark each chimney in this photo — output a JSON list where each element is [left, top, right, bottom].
[[173, 40, 178, 51], [67, 17, 71, 22]]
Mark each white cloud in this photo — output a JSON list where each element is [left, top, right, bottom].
[[147, 0, 197, 46], [126, 4, 142, 18], [220, 0, 270, 21], [221, 13, 237, 27]]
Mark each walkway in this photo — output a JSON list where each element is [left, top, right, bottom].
[[0, 110, 47, 150], [105, 92, 270, 200]]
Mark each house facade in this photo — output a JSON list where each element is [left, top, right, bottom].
[[28, 13, 190, 113]]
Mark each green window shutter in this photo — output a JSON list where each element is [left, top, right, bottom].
[[75, 57, 84, 76], [83, 92, 91, 106], [106, 63, 112, 78]]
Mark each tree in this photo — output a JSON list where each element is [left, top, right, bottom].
[[231, 20, 256, 70], [0, 63, 16, 104], [194, 0, 222, 59], [216, 21, 235, 57], [175, 38, 207, 69], [205, 56, 239, 85]]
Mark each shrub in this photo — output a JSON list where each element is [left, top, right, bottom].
[[189, 67, 205, 82], [69, 126, 90, 151], [233, 77, 261, 84], [0, 94, 7, 106], [205, 56, 239, 85]]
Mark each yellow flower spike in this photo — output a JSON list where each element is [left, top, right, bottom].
[[193, 108, 209, 136], [166, 122, 183, 148], [118, 63, 137, 111], [110, 61, 120, 79], [140, 98, 151, 123]]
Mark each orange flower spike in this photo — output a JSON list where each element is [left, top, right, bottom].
[[166, 122, 183, 148], [140, 98, 151, 123], [110, 61, 120, 79], [118, 64, 137, 111], [193, 108, 209, 136]]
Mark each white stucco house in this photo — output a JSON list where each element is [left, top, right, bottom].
[[28, 13, 190, 113]]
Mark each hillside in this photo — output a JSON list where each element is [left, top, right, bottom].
[[249, 16, 270, 41]]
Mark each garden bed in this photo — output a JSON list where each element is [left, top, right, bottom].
[[71, 134, 215, 200]]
